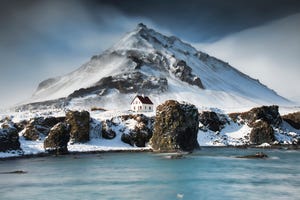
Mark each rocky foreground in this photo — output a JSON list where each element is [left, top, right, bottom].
[[1, 101, 300, 158]]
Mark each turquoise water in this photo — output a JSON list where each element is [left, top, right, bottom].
[[0, 148, 299, 200]]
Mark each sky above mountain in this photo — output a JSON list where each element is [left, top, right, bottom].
[[0, 0, 300, 108]]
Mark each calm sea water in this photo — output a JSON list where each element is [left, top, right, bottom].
[[0, 148, 299, 200]]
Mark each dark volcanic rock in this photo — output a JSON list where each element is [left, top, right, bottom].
[[171, 60, 204, 89], [0, 122, 21, 152], [229, 105, 281, 145], [44, 122, 70, 154], [199, 111, 226, 132], [239, 105, 282, 127], [237, 152, 268, 159], [117, 114, 153, 147], [282, 112, 300, 129], [250, 121, 275, 144], [150, 100, 199, 152], [68, 71, 168, 98], [65, 110, 90, 143], [22, 116, 65, 140], [102, 120, 116, 139]]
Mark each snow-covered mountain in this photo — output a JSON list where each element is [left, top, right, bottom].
[[24, 23, 289, 111]]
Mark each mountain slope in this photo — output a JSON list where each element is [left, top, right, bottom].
[[25, 23, 289, 111]]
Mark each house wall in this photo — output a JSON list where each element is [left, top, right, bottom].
[[131, 98, 153, 112]]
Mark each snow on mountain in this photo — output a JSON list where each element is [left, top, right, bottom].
[[25, 23, 290, 112]]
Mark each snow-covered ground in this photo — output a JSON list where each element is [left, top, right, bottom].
[[1, 105, 300, 158]]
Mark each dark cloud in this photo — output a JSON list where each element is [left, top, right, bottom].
[[0, 0, 299, 108], [84, 0, 300, 41]]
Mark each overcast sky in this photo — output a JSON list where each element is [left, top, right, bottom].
[[0, 0, 300, 108]]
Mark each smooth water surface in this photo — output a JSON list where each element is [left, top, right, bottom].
[[0, 148, 299, 200]]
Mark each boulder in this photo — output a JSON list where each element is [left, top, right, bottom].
[[239, 105, 282, 127], [65, 110, 90, 143], [150, 100, 199, 152], [44, 122, 70, 154], [229, 105, 280, 145], [199, 111, 226, 132], [22, 116, 65, 140], [0, 121, 21, 152], [282, 112, 300, 129], [250, 121, 275, 144], [101, 120, 116, 139]]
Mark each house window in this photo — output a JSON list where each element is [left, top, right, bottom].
[[145, 106, 146, 109], [149, 106, 151, 110]]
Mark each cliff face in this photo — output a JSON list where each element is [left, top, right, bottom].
[[150, 100, 199, 152]]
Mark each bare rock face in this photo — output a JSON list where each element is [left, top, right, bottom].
[[0, 121, 21, 152], [22, 117, 65, 141], [282, 112, 300, 129], [65, 110, 90, 143], [199, 111, 227, 132], [250, 121, 275, 144], [229, 105, 281, 145], [44, 122, 70, 154], [150, 100, 199, 152], [119, 114, 153, 147]]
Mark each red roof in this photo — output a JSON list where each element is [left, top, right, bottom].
[[131, 95, 153, 105]]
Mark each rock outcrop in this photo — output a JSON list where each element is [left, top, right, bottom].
[[229, 105, 281, 145], [22, 116, 65, 141], [102, 114, 154, 147], [0, 121, 21, 152], [199, 111, 227, 132], [150, 100, 199, 152], [282, 112, 300, 129], [44, 122, 70, 154], [250, 121, 275, 144], [65, 110, 90, 143]]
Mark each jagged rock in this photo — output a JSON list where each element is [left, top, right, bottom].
[[44, 122, 70, 154], [229, 105, 281, 145], [117, 114, 153, 147], [101, 120, 116, 139], [65, 110, 90, 143], [199, 111, 226, 132], [171, 60, 204, 89], [250, 121, 275, 144], [68, 71, 168, 98], [150, 100, 199, 152], [22, 116, 65, 140], [0, 121, 21, 152], [282, 112, 300, 129], [121, 133, 134, 146], [239, 105, 282, 127]]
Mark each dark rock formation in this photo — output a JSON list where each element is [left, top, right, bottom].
[[282, 111, 300, 129], [44, 122, 70, 154], [229, 105, 281, 145], [237, 152, 268, 159], [250, 121, 275, 144], [199, 111, 227, 132], [0, 121, 21, 152], [65, 110, 90, 143], [68, 71, 168, 98], [119, 114, 153, 147], [22, 116, 65, 141], [102, 120, 116, 139], [239, 105, 282, 127], [150, 100, 199, 152], [171, 60, 204, 89]]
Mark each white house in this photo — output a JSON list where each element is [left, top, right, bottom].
[[131, 95, 154, 112]]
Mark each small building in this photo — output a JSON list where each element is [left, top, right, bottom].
[[131, 95, 154, 112]]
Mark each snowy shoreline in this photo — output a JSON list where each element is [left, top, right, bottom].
[[1, 144, 299, 161]]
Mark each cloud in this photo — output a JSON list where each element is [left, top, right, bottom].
[[0, 0, 168, 109], [195, 13, 300, 103]]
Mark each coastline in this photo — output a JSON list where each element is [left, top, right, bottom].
[[1, 144, 299, 161]]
